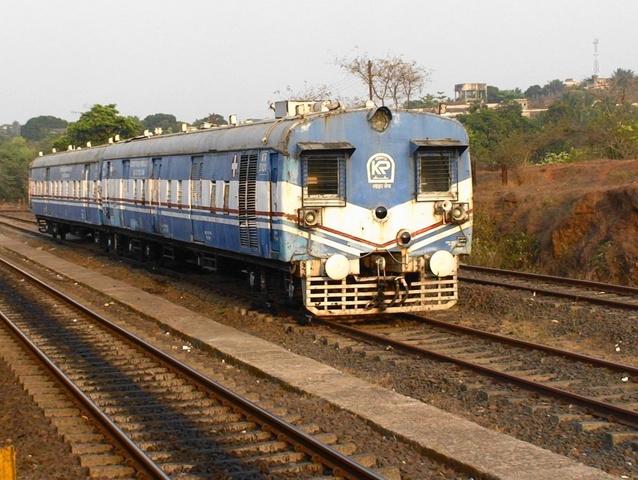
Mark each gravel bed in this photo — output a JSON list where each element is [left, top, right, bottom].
[[0, 238, 474, 479], [3, 232, 638, 478]]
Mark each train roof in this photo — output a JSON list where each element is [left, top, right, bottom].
[[30, 146, 107, 168], [31, 106, 467, 168]]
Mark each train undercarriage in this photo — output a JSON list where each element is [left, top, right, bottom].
[[36, 216, 458, 318]]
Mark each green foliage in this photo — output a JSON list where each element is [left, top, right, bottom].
[[191, 113, 228, 127], [468, 211, 540, 271], [53, 104, 143, 150], [142, 113, 183, 134], [406, 92, 449, 110], [605, 120, 638, 159], [487, 86, 525, 103], [21, 116, 68, 142], [588, 240, 628, 283], [0, 137, 36, 200], [538, 148, 587, 164], [457, 101, 535, 166], [460, 71, 638, 169]]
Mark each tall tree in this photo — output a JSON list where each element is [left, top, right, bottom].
[[53, 104, 142, 150], [335, 53, 431, 108], [191, 113, 228, 128], [21, 116, 68, 142], [458, 101, 535, 184], [142, 113, 182, 134], [0, 137, 36, 201]]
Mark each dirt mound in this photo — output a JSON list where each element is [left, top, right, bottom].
[[474, 159, 638, 285]]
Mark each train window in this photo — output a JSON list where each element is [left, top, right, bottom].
[[137, 179, 145, 202], [416, 149, 458, 197], [167, 181, 172, 206], [302, 153, 347, 206], [210, 181, 216, 211], [222, 181, 230, 214]]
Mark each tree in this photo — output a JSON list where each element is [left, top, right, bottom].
[[335, 53, 431, 108], [53, 104, 142, 150], [524, 85, 543, 100], [21, 116, 68, 142], [406, 92, 449, 110], [457, 101, 536, 184], [487, 86, 524, 103], [142, 113, 183, 134], [191, 113, 228, 128], [595, 69, 638, 159], [535, 89, 601, 158], [610, 68, 637, 103], [541, 79, 566, 99], [0, 137, 36, 201]]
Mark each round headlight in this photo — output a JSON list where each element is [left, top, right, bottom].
[[429, 250, 457, 277], [325, 254, 350, 280], [367, 107, 392, 132]]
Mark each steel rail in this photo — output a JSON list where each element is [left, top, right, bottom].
[[460, 275, 638, 310], [0, 308, 169, 479], [461, 264, 638, 296], [0, 255, 386, 480], [319, 317, 638, 430]]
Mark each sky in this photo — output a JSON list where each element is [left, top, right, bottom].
[[2, 0, 637, 126]]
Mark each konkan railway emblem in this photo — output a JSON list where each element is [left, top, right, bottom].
[[367, 153, 395, 184]]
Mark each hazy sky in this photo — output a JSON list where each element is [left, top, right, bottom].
[[2, 0, 637, 125]]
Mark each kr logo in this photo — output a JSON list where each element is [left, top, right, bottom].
[[367, 153, 395, 184]]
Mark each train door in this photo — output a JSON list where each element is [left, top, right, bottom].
[[82, 164, 90, 222], [269, 152, 280, 253], [150, 158, 162, 233], [101, 161, 116, 226], [190, 156, 205, 243], [44, 167, 51, 215], [119, 160, 130, 227]]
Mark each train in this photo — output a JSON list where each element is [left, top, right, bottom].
[[29, 100, 473, 317]]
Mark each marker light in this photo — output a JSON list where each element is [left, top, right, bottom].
[[397, 229, 412, 246], [375, 206, 388, 220]]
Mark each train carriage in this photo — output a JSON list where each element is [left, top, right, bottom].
[[30, 101, 472, 317]]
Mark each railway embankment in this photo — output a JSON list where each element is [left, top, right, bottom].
[[473, 158, 638, 285]]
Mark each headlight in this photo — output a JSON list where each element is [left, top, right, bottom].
[[367, 107, 392, 132], [325, 254, 350, 280], [429, 250, 457, 277]]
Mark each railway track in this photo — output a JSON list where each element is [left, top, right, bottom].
[[315, 313, 638, 439], [2, 206, 638, 478], [0, 255, 390, 479], [460, 264, 638, 310]]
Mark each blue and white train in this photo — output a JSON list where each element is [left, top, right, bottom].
[[29, 101, 472, 317]]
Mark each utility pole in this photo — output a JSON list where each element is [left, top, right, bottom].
[[368, 60, 373, 101]]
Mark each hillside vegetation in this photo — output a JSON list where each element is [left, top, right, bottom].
[[470, 159, 638, 286]]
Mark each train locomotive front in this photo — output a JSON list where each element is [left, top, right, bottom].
[[274, 102, 472, 315], [29, 101, 472, 317]]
